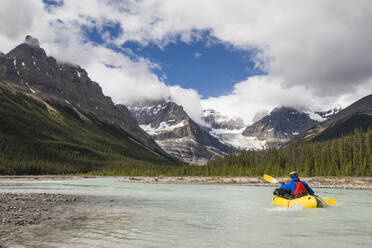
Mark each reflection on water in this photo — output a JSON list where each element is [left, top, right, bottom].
[[1, 178, 372, 248]]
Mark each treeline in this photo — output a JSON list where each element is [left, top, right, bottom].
[[202, 128, 372, 177], [92, 128, 372, 177]]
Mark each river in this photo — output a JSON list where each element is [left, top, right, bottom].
[[1, 178, 371, 248]]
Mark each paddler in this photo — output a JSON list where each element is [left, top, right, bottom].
[[280, 172, 314, 198]]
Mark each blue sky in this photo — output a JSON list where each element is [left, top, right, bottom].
[[121, 37, 263, 98], [82, 25, 263, 98]]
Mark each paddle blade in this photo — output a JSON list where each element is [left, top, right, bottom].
[[322, 197, 337, 206], [263, 174, 278, 183]]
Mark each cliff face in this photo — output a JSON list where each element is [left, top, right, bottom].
[[0, 36, 174, 160], [129, 101, 236, 165]]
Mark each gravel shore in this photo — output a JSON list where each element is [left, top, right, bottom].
[[121, 176, 372, 189], [0, 192, 82, 247]]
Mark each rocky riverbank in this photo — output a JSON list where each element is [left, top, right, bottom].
[[121, 176, 372, 189], [0, 193, 82, 247]]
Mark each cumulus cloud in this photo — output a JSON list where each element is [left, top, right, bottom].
[[122, 0, 372, 98], [0, 0, 45, 52], [202, 75, 371, 124], [0, 0, 41, 40], [252, 110, 268, 123], [1, 0, 372, 125], [169, 86, 204, 124]]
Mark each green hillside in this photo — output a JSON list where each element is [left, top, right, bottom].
[[288, 94, 372, 145], [312, 114, 372, 142], [0, 88, 178, 175]]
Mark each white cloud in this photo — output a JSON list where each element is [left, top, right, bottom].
[[1, 0, 372, 125], [194, 52, 202, 58], [169, 85, 204, 124], [0, 0, 41, 39], [202, 75, 372, 124], [202, 76, 311, 124], [0, 0, 45, 52]]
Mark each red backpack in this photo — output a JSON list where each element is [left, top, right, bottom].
[[293, 180, 309, 198]]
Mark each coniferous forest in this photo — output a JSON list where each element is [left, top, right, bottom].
[[201, 128, 372, 177], [92, 128, 372, 177]]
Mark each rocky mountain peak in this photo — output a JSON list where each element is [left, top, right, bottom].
[[0, 37, 172, 160], [7, 36, 46, 60], [241, 105, 342, 149], [129, 100, 236, 164], [271, 106, 296, 115], [3, 36, 94, 94], [202, 109, 245, 130], [242, 106, 318, 147], [25, 35, 40, 47], [129, 100, 189, 128]]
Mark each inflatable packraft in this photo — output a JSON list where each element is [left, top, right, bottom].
[[272, 195, 323, 208]]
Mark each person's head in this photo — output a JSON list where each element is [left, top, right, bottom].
[[289, 171, 298, 179]]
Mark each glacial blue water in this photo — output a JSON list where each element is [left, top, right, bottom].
[[1, 177, 371, 248]]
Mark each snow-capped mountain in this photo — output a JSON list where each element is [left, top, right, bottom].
[[202, 110, 266, 150], [202, 109, 245, 130], [314, 108, 341, 121], [129, 101, 236, 165], [242, 107, 340, 148]]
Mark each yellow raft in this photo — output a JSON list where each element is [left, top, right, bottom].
[[272, 195, 323, 208]]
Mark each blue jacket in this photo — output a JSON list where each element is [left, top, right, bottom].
[[280, 177, 314, 196]]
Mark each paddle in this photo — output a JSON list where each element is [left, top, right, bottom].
[[263, 174, 337, 206], [263, 174, 279, 184], [319, 197, 337, 206]]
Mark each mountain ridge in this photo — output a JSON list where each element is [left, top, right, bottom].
[[129, 101, 236, 164], [0, 36, 179, 167], [288, 94, 372, 144]]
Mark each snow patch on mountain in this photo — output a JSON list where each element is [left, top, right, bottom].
[[304, 111, 327, 122], [209, 128, 266, 150], [140, 120, 187, 135]]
